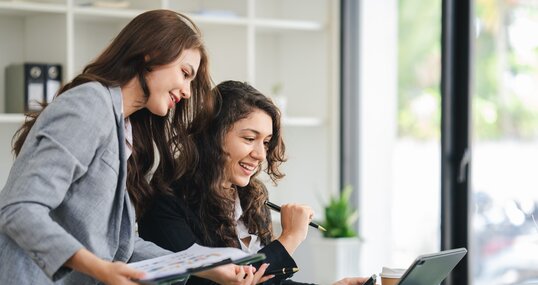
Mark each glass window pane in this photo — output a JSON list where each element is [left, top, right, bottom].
[[472, 1, 538, 285]]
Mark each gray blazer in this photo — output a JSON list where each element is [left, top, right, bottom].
[[0, 82, 171, 284]]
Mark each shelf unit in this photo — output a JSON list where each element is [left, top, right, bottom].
[[0, 0, 340, 217], [0, 114, 324, 127], [0, 113, 25, 123]]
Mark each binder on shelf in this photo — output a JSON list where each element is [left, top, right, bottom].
[[5, 63, 62, 113], [44, 64, 62, 104]]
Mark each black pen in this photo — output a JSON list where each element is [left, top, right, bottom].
[[364, 274, 377, 285], [265, 201, 327, 232], [264, 267, 299, 276]]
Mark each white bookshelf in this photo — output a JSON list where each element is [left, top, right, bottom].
[[282, 116, 323, 127], [0, 113, 25, 124], [0, 0, 339, 217], [0, 113, 323, 127], [73, 6, 143, 19], [254, 18, 323, 31], [0, 1, 66, 13]]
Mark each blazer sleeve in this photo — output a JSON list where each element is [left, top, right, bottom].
[[138, 193, 215, 285], [0, 84, 115, 280], [138, 193, 202, 252], [255, 185, 313, 285], [258, 241, 316, 285], [129, 236, 172, 262], [138, 193, 310, 285], [258, 240, 296, 270]]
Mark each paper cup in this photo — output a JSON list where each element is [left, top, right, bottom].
[[380, 267, 406, 285]]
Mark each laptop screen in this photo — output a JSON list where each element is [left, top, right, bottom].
[[398, 248, 467, 285]]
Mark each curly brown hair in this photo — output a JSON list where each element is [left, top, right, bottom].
[[12, 10, 215, 217], [173, 80, 286, 247]]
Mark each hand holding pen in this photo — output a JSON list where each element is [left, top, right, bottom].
[[265, 201, 321, 255], [265, 201, 326, 232]]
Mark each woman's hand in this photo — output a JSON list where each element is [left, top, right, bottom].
[[65, 249, 144, 285], [277, 203, 314, 254], [96, 262, 146, 285], [332, 277, 370, 285], [240, 263, 274, 284], [194, 263, 273, 285]]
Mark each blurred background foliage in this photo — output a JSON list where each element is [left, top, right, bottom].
[[398, 0, 538, 141]]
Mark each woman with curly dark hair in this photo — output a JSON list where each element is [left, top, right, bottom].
[[139, 80, 368, 285]]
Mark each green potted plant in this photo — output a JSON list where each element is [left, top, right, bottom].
[[321, 184, 359, 238], [311, 185, 361, 283]]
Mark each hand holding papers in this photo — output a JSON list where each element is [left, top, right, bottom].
[[129, 243, 265, 284]]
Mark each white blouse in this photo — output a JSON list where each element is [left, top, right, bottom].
[[234, 194, 263, 254], [124, 118, 133, 159]]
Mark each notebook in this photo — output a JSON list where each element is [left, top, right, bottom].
[[398, 248, 467, 285], [128, 243, 266, 285]]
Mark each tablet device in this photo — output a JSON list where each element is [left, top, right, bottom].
[[398, 248, 467, 285]]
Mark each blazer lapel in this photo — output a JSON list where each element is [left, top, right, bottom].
[[108, 85, 127, 200], [108, 85, 135, 261]]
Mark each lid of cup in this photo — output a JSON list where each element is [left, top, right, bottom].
[[379, 267, 406, 278]]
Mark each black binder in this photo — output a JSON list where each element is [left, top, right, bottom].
[[44, 64, 62, 103], [5, 63, 62, 113]]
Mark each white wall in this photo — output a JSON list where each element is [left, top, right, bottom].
[[281, 0, 400, 281]]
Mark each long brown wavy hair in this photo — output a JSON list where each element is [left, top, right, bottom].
[[11, 10, 214, 217], [174, 80, 287, 248]]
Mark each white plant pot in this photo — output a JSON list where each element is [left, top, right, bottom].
[[310, 237, 361, 284]]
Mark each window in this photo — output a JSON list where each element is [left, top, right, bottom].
[[358, 0, 442, 274], [472, 1, 538, 284]]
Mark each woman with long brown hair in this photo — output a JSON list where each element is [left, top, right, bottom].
[[0, 10, 267, 285], [139, 81, 368, 285]]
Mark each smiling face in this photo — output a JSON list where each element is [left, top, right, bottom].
[[144, 48, 201, 116], [223, 109, 273, 188]]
